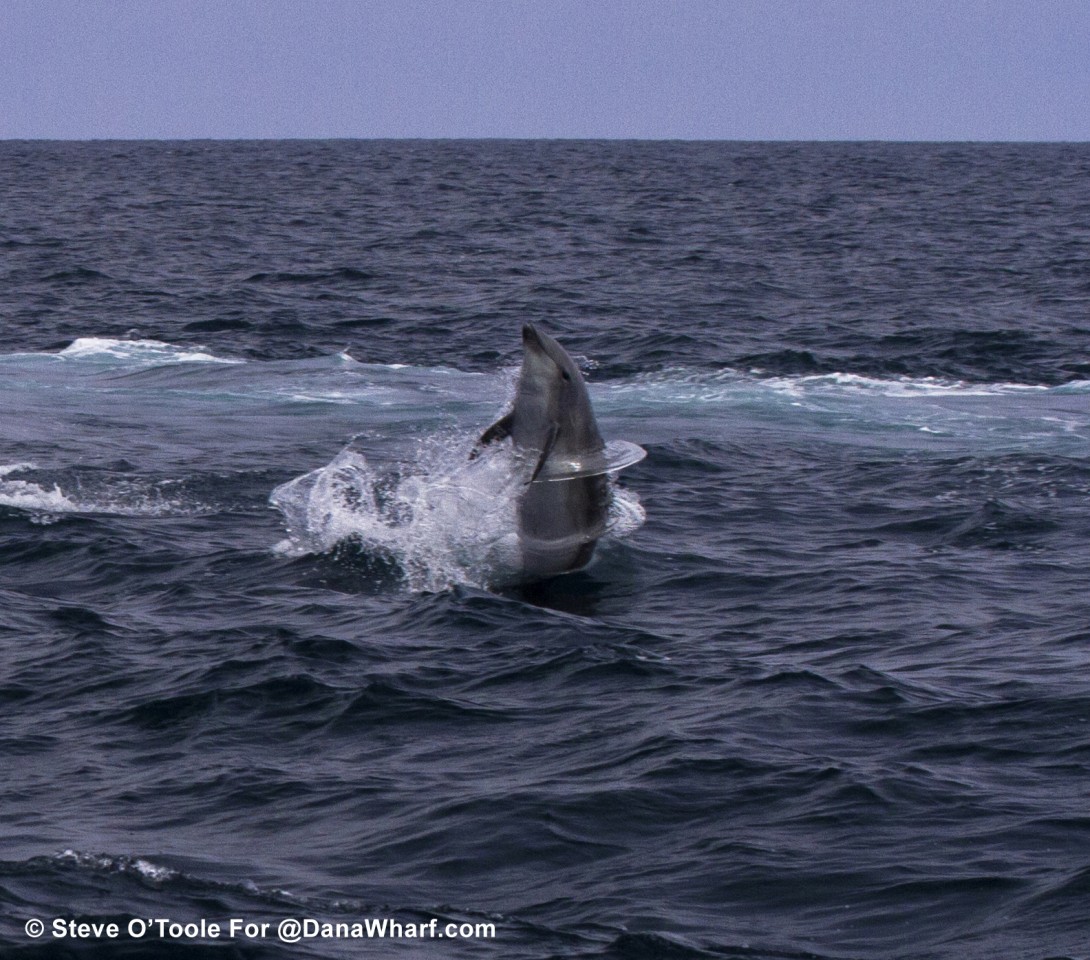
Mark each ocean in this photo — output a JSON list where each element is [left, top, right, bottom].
[[1, 139, 1088, 959]]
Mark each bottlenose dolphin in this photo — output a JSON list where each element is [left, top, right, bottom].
[[473, 324, 641, 578]]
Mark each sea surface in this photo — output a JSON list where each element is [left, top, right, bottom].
[[1, 140, 1089, 959]]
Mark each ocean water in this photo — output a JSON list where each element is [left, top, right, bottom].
[[1, 140, 1089, 959]]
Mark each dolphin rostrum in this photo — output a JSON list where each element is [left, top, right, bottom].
[[473, 324, 643, 578]]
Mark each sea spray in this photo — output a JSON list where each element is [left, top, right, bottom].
[[270, 436, 645, 591]]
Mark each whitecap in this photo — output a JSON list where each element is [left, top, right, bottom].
[[58, 337, 242, 365]]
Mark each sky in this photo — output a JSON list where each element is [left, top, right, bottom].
[[2, 0, 1088, 141]]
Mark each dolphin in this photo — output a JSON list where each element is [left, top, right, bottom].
[[473, 324, 626, 578]]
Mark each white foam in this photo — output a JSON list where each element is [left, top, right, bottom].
[[0, 467, 208, 520], [55, 850, 179, 884], [760, 371, 1052, 398], [608, 367, 1088, 404], [0, 462, 37, 477], [58, 337, 241, 365], [0, 475, 81, 515]]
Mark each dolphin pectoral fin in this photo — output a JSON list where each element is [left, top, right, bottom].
[[470, 412, 514, 459], [479, 412, 514, 445], [527, 423, 559, 484]]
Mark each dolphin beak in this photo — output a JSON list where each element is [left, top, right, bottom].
[[522, 324, 541, 347]]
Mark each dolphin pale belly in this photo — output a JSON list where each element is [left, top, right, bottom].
[[474, 324, 645, 579]]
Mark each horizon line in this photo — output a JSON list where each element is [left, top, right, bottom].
[[3, 136, 1089, 145]]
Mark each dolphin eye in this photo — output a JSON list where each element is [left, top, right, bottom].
[[561, 371, 571, 381]]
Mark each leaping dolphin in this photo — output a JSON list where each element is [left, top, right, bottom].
[[473, 324, 644, 578]]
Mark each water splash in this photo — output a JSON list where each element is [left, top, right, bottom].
[[0, 464, 81, 519], [269, 437, 645, 592]]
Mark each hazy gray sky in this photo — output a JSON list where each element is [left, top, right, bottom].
[[2, 0, 1088, 140]]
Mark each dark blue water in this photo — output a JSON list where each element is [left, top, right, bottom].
[[1, 140, 1089, 959]]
